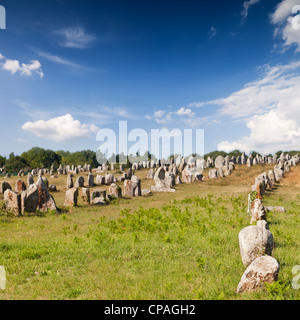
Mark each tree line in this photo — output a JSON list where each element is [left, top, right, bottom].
[[0, 147, 298, 173]]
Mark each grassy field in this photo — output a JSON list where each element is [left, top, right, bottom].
[[0, 164, 299, 300]]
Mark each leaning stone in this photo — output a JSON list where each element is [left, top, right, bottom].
[[4, 189, 21, 216], [237, 256, 279, 293], [239, 225, 273, 267]]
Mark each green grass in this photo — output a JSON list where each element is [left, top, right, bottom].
[[0, 165, 300, 300]]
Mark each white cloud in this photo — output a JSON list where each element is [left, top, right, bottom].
[[37, 51, 81, 69], [1, 53, 44, 78], [190, 60, 300, 153], [241, 0, 261, 22], [55, 27, 97, 49], [3, 59, 20, 74], [21, 113, 99, 142], [271, 0, 300, 51], [176, 107, 195, 117], [270, 0, 299, 24]]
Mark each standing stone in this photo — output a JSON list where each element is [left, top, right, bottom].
[[42, 177, 49, 188], [87, 173, 94, 187], [109, 183, 122, 198], [151, 167, 175, 193], [182, 166, 192, 183], [21, 184, 39, 214], [127, 168, 133, 180], [64, 187, 79, 206], [105, 173, 115, 184], [81, 188, 90, 205], [1, 181, 11, 194], [215, 156, 225, 169], [237, 256, 279, 293], [247, 158, 253, 167], [147, 169, 155, 180], [165, 172, 176, 187], [15, 180, 27, 193], [131, 175, 141, 196], [27, 173, 34, 186], [250, 198, 266, 224], [209, 169, 218, 179], [274, 165, 284, 181], [4, 189, 21, 216], [239, 226, 274, 267], [124, 180, 133, 197], [35, 177, 58, 212], [96, 175, 105, 185], [218, 167, 224, 178], [75, 176, 85, 188], [176, 176, 182, 184], [66, 174, 74, 189]]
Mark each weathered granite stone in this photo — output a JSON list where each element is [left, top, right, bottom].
[[237, 256, 279, 293]]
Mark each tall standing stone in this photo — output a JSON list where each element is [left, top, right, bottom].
[[87, 173, 94, 187], [35, 177, 58, 212], [64, 187, 79, 206], [131, 175, 141, 196], [66, 174, 74, 189]]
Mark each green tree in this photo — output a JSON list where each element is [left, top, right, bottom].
[[22, 147, 61, 168], [5, 153, 28, 172], [0, 155, 6, 167]]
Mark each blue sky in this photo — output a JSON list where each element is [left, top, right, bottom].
[[1, 0, 300, 157]]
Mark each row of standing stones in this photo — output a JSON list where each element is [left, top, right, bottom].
[[236, 153, 300, 294], [1, 152, 298, 217]]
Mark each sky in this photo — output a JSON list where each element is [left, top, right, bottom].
[[1, 0, 300, 158]]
